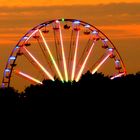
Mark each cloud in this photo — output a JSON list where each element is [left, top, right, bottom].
[[0, 3, 140, 27], [0, 3, 140, 42]]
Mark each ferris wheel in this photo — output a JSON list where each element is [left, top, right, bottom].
[[2, 18, 126, 90]]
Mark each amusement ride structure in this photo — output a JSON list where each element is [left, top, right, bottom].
[[2, 18, 126, 89]]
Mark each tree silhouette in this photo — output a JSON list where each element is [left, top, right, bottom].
[[0, 72, 139, 113]]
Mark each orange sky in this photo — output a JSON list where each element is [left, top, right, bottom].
[[0, 1, 140, 90], [0, 0, 140, 6]]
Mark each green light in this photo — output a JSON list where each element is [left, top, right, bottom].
[[62, 18, 65, 22]]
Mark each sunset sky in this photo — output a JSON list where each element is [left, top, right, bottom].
[[0, 0, 140, 6], [0, 0, 140, 87]]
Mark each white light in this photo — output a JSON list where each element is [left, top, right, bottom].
[[115, 59, 120, 63], [9, 56, 16, 60], [23, 36, 29, 40], [15, 46, 19, 49], [5, 69, 10, 72], [85, 24, 90, 28], [108, 48, 113, 52], [73, 20, 80, 24], [92, 30, 98, 34], [55, 20, 59, 23], [42, 23, 46, 26], [104, 38, 108, 42]]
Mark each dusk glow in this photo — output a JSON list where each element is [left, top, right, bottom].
[[0, 0, 139, 90], [0, 0, 139, 6]]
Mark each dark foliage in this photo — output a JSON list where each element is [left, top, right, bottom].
[[0, 72, 139, 114]]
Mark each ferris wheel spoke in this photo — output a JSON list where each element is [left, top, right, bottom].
[[14, 69, 43, 84], [77, 39, 91, 66], [53, 30, 61, 66], [110, 72, 125, 80], [39, 30, 64, 82], [58, 22, 68, 82], [22, 46, 54, 81], [36, 38, 54, 75], [75, 41, 96, 82], [91, 50, 113, 74], [68, 30, 74, 73], [71, 31, 80, 81]]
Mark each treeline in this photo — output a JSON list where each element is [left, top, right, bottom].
[[0, 72, 139, 113]]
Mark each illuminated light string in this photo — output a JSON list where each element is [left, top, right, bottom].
[[75, 41, 95, 82], [110, 72, 125, 80], [92, 52, 113, 75], [39, 30, 64, 82], [58, 21, 68, 82], [23, 46, 54, 81], [14, 70, 43, 85], [71, 31, 80, 81]]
